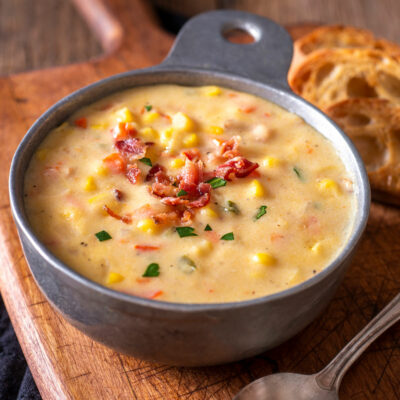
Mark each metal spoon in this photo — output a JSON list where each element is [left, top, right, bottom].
[[234, 293, 400, 399]]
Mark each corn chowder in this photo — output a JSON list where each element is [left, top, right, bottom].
[[24, 85, 355, 303]]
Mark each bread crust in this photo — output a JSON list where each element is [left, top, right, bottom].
[[326, 98, 400, 205], [289, 48, 400, 109]]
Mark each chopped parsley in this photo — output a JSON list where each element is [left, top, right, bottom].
[[204, 224, 212, 231], [207, 177, 227, 189], [142, 263, 160, 277], [177, 189, 188, 197], [254, 205, 267, 220], [144, 105, 152, 112], [224, 200, 240, 215], [95, 230, 112, 241], [176, 226, 198, 237], [293, 166, 304, 181], [221, 232, 234, 241], [139, 157, 152, 167]]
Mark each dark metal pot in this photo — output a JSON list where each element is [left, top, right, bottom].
[[9, 10, 370, 366]]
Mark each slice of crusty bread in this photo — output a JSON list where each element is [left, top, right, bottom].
[[291, 25, 375, 71], [289, 48, 400, 110], [326, 98, 400, 205], [290, 25, 400, 77]]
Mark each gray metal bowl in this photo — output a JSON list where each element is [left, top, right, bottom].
[[9, 10, 370, 366]]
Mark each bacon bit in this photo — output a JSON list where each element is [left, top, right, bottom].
[[103, 205, 132, 224], [145, 141, 155, 146], [270, 233, 284, 242], [160, 113, 172, 123], [239, 106, 256, 113], [146, 164, 168, 183], [103, 153, 126, 173], [183, 149, 201, 161], [113, 189, 123, 201], [126, 164, 141, 184], [147, 290, 163, 299], [214, 156, 259, 181], [115, 138, 147, 160], [179, 159, 203, 192], [181, 209, 194, 224], [113, 122, 137, 140], [264, 112, 271, 117], [204, 230, 219, 243], [161, 197, 189, 206], [74, 117, 87, 129], [217, 136, 241, 159], [150, 182, 178, 198], [134, 244, 160, 251]]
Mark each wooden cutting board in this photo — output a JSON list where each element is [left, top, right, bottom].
[[1, 1, 399, 398]]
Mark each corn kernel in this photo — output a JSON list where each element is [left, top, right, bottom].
[[137, 218, 158, 234], [107, 272, 124, 284], [252, 252, 275, 266], [170, 158, 185, 169], [140, 127, 158, 140], [91, 123, 108, 130], [88, 192, 109, 204], [96, 164, 109, 176], [249, 179, 265, 198], [60, 207, 81, 221], [190, 240, 213, 256], [311, 242, 323, 254], [207, 125, 224, 135], [317, 178, 340, 195], [172, 112, 194, 131], [142, 111, 160, 124], [160, 127, 174, 146], [84, 176, 97, 192], [116, 107, 134, 123], [200, 206, 218, 218], [262, 156, 279, 168], [203, 86, 222, 96], [36, 148, 48, 161], [182, 133, 198, 148]]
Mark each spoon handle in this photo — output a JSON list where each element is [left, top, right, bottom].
[[316, 292, 400, 391]]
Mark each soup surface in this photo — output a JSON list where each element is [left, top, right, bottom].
[[24, 85, 355, 303]]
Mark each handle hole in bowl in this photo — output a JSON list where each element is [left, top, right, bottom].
[[223, 27, 255, 44]]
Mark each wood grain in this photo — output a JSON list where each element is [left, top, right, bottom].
[[0, 1, 400, 399]]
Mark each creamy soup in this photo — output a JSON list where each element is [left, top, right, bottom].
[[24, 85, 355, 303]]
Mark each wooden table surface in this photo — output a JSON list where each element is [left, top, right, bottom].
[[1, 1, 400, 399], [2, 0, 400, 76]]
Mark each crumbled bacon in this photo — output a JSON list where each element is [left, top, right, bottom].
[[183, 149, 201, 161], [146, 164, 169, 184], [126, 164, 141, 184], [135, 245, 160, 251], [113, 189, 123, 200], [216, 136, 241, 159], [103, 205, 132, 224], [214, 156, 259, 181], [113, 122, 137, 140], [150, 182, 178, 198], [115, 138, 147, 160]]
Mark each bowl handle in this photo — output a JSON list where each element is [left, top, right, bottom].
[[162, 10, 293, 89]]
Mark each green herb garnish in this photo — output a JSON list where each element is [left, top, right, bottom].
[[221, 232, 234, 241], [254, 205, 267, 220], [142, 263, 160, 277], [95, 230, 112, 241], [207, 177, 227, 189], [176, 226, 198, 238], [144, 105, 152, 112], [204, 224, 212, 231], [139, 157, 152, 167], [179, 256, 197, 274], [293, 166, 304, 181], [224, 200, 240, 215], [177, 189, 188, 197]]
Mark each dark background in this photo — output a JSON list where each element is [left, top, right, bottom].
[[1, 0, 399, 399]]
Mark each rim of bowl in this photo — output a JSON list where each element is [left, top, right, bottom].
[[9, 67, 371, 313]]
